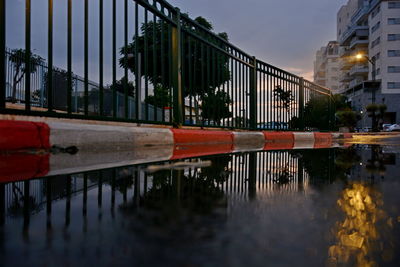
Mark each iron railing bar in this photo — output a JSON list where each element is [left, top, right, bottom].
[[180, 15, 253, 60], [0, 0, 5, 109], [181, 28, 253, 68], [144, 9, 149, 120], [99, 0, 104, 116], [84, 0, 89, 116], [25, 0, 31, 111], [47, 0, 53, 112], [112, 0, 117, 118], [67, 0, 72, 114], [124, 0, 129, 119], [137, 0, 177, 26]]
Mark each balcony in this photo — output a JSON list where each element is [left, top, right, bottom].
[[340, 73, 352, 83], [340, 25, 369, 46], [349, 65, 369, 76], [339, 48, 351, 58], [339, 59, 354, 70], [349, 78, 364, 88], [349, 38, 369, 49], [351, 5, 369, 24]]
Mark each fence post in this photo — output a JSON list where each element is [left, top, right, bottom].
[[171, 8, 183, 127], [299, 77, 305, 131], [249, 56, 257, 130], [0, 0, 5, 109], [329, 92, 335, 131]]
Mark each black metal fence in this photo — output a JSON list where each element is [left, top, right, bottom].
[[0, 0, 333, 130]]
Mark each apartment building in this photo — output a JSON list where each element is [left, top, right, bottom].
[[313, 41, 340, 93], [337, 0, 400, 127]]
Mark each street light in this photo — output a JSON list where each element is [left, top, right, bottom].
[[355, 53, 376, 103], [355, 53, 380, 132]]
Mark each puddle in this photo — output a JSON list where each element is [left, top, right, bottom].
[[0, 145, 400, 266]]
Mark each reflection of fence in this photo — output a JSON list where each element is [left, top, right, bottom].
[[0, 0, 333, 130], [0, 150, 314, 225]]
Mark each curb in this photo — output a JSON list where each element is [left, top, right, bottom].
[[0, 118, 353, 151]]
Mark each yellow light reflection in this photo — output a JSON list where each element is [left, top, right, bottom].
[[327, 182, 394, 267]]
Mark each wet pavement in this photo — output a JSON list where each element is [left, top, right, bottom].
[[0, 137, 400, 266]]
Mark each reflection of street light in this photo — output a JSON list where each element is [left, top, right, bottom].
[[355, 53, 376, 103]]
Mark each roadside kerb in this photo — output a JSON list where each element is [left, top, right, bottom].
[[0, 118, 353, 152]]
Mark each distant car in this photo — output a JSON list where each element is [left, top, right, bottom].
[[382, 124, 392, 132], [388, 124, 400, 132], [362, 127, 372, 132], [257, 122, 288, 130]]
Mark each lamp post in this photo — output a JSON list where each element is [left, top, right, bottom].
[[355, 53, 376, 103], [356, 53, 378, 131]]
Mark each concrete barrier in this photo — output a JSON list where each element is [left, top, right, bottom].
[[48, 121, 174, 151], [232, 132, 265, 152], [293, 132, 315, 149]]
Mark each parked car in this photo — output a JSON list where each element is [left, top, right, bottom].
[[257, 122, 288, 130], [388, 124, 400, 132], [382, 124, 392, 132]]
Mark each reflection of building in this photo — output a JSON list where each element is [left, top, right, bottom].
[[336, 0, 400, 127], [313, 41, 340, 93]]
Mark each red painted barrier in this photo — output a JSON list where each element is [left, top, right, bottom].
[[0, 153, 50, 182], [314, 133, 333, 149], [171, 129, 233, 145], [263, 131, 294, 142], [263, 132, 294, 150], [171, 143, 233, 160], [0, 120, 50, 150]]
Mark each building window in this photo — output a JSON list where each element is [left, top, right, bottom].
[[388, 50, 400, 57], [388, 82, 400, 89], [371, 21, 380, 33], [372, 5, 381, 18], [388, 34, 400, 41], [388, 2, 400, 9], [371, 37, 381, 48], [388, 18, 400, 25], [376, 68, 381, 75], [388, 66, 400, 73], [375, 52, 381, 60]]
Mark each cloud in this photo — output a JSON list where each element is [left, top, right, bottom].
[[282, 67, 314, 81]]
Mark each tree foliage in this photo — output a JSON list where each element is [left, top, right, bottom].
[[201, 91, 232, 123], [301, 94, 351, 131], [9, 49, 43, 103], [119, 15, 232, 122], [366, 103, 387, 131], [145, 85, 171, 108]]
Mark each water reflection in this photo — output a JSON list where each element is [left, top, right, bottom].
[[328, 182, 395, 266], [0, 147, 399, 266]]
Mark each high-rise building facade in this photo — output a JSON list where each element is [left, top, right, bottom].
[[313, 41, 340, 93], [336, 0, 400, 127]]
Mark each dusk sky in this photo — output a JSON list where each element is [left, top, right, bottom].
[[168, 0, 348, 80], [7, 0, 348, 82]]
